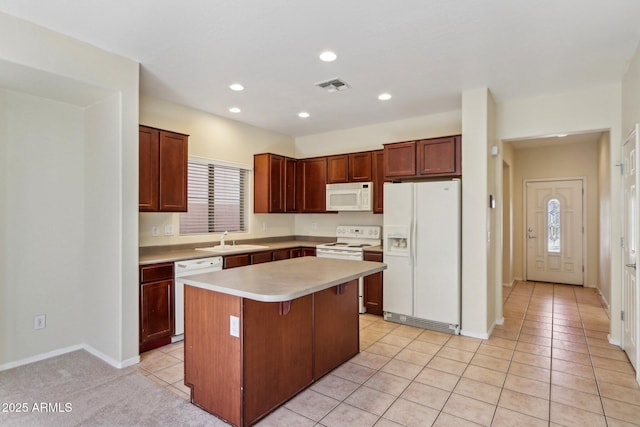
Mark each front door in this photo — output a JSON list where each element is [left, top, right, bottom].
[[525, 179, 584, 284], [622, 125, 638, 371]]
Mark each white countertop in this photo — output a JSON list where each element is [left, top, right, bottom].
[[182, 256, 386, 302]]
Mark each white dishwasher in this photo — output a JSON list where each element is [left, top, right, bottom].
[[174, 256, 223, 341]]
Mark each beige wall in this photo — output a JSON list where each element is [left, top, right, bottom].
[[502, 142, 516, 286], [138, 95, 297, 247], [0, 12, 139, 368], [512, 141, 600, 287]]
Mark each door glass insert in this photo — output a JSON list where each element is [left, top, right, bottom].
[[547, 198, 560, 253]]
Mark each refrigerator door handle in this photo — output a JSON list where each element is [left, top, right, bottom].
[[408, 220, 414, 266]]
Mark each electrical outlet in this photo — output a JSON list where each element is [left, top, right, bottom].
[[34, 314, 46, 330], [164, 225, 173, 235], [311, 222, 318, 230], [262, 223, 267, 231], [229, 315, 239, 337], [151, 226, 159, 237]]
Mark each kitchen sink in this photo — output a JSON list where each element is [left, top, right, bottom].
[[196, 244, 269, 253]]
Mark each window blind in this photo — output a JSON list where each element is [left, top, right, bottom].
[[179, 159, 248, 235]]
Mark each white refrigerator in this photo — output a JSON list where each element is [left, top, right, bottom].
[[383, 180, 461, 334]]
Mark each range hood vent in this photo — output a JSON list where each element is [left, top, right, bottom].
[[316, 78, 350, 93]]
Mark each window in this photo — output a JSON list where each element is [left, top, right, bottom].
[[179, 158, 248, 235], [547, 198, 560, 253]]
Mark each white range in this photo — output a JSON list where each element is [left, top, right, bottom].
[[316, 225, 381, 313]]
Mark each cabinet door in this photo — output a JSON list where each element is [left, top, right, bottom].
[[140, 279, 174, 347], [363, 252, 383, 315], [250, 251, 273, 265], [372, 150, 384, 214], [224, 254, 250, 269], [284, 157, 297, 212], [327, 155, 349, 183], [384, 141, 416, 178], [416, 136, 458, 176], [269, 155, 285, 212], [313, 280, 359, 379], [159, 131, 188, 212], [349, 152, 372, 182], [139, 126, 159, 211], [298, 158, 327, 212], [272, 248, 291, 261]]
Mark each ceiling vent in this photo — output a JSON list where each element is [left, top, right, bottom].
[[316, 78, 350, 93]]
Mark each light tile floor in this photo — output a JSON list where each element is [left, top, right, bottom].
[[137, 281, 640, 426]]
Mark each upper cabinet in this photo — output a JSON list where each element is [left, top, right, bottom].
[[349, 152, 372, 182], [297, 157, 327, 213], [327, 155, 349, 183], [384, 135, 461, 179], [372, 150, 384, 214], [254, 153, 297, 213], [139, 125, 188, 212], [327, 152, 372, 183]]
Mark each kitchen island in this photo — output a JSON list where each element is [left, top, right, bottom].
[[182, 256, 386, 427]]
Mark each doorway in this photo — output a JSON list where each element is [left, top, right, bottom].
[[525, 179, 585, 285]]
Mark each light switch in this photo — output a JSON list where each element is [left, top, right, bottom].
[[229, 315, 239, 337]]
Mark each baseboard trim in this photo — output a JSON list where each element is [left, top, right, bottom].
[[608, 334, 621, 347], [0, 344, 140, 372], [460, 329, 490, 340]]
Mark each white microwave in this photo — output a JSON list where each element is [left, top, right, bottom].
[[326, 182, 373, 212]]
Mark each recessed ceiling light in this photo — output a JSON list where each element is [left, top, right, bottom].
[[319, 51, 337, 62], [378, 93, 392, 101], [298, 112, 310, 118], [229, 107, 241, 113], [229, 83, 244, 91]]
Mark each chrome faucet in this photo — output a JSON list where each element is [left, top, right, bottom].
[[220, 230, 229, 247]]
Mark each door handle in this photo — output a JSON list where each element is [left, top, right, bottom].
[[626, 263, 637, 269]]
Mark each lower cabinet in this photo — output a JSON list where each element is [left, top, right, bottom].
[[185, 281, 357, 427], [224, 254, 251, 269], [224, 247, 315, 269], [363, 252, 384, 315], [139, 262, 175, 353], [291, 247, 316, 258]]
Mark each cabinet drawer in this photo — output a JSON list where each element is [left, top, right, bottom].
[[364, 251, 383, 262], [140, 262, 174, 283], [250, 251, 273, 265]]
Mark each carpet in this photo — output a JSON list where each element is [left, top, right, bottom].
[[0, 350, 231, 426]]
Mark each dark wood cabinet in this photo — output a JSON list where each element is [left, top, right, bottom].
[[363, 252, 383, 315], [384, 135, 461, 180], [349, 152, 372, 182], [313, 280, 359, 378], [254, 153, 296, 213], [139, 125, 188, 212], [384, 141, 416, 178], [224, 254, 250, 269], [327, 155, 349, 183], [297, 157, 327, 213], [291, 247, 316, 258], [139, 262, 174, 353], [250, 251, 273, 265], [417, 136, 461, 177], [372, 150, 384, 214], [272, 248, 291, 261]]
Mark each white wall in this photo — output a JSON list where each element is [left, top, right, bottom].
[[0, 12, 139, 368], [598, 132, 612, 310], [460, 88, 496, 338], [1, 90, 86, 363], [496, 84, 622, 343], [139, 95, 297, 247]]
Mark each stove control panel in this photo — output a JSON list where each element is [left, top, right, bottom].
[[336, 225, 381, 239]]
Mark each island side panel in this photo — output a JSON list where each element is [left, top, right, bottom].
[[242, 295, 314, 426], [184, 285, 242, 427], [313, 280, 360, 379]]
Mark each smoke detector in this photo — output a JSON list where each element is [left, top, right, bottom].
[[316, 78, 350, 93]]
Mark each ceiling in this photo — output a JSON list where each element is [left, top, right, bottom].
[[1, 1, 640, 137]]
